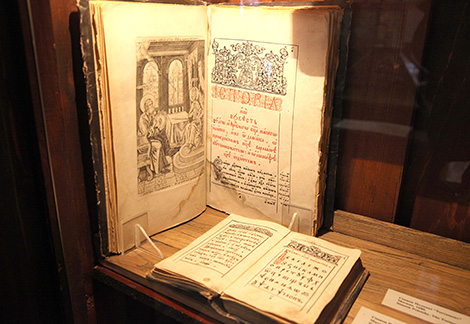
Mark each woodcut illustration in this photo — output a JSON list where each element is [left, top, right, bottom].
[[211, 39, 289, 95], [136, 38, 205, 194]]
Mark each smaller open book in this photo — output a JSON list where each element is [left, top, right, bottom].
[[148, 214, 368, 324]]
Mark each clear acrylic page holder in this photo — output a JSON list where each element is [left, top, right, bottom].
[[287, 212, 298, 230], [134, 224, 164, 259], [120, 212, 164, 258]]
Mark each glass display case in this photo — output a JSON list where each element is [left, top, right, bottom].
[[7, 0, 469, 323]]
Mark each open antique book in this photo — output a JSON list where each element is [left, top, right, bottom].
[[148, 214, 368, 324], [85, 0, 346, 253]]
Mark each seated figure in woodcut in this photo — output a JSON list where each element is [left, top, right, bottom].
[[138, 95, 171, 177], [184, 88, 203, 151]]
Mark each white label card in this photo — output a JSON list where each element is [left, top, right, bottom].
[[352, 306, 407, 324], [382, 289, 470, 324]]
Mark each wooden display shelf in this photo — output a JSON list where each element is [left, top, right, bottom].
[[96, 208, 470, 323]]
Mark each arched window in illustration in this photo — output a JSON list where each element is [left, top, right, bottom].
[[168, 59, 183, 107], [142, 61, 159, 105]]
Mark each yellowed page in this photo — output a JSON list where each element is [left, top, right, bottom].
[[222, 231, 361, 324], [93, 1, 208, 251], [206, 6, 333, 235], [155, 214, 290, 293]]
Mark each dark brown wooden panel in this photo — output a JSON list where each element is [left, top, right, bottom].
[[397, 0, 470, 243], [335, 0, 431, 222], [20, 0, 96, 322], [0, 1, 65, 323]]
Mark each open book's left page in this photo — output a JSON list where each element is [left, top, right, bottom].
[[90, 1, 208, 252]]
